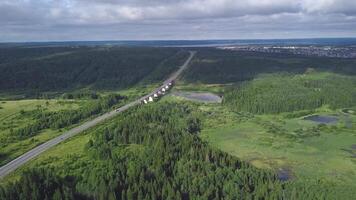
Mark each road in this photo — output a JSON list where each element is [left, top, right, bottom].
[[0, 51, 196, 179]]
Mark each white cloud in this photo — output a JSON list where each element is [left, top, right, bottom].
[[301, 0, 356, 14], [0, 0, 355, 41]]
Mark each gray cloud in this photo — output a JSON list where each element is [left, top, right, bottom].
[[0, 0, 355, 41]]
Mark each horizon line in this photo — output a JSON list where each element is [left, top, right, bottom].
[[1, 37, 356, 44]]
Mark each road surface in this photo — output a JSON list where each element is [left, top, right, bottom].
[[0, 51, 196, 179]]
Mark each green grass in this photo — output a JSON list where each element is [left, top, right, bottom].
[[1, 132, 92, 185], [0, 110, 122, 185], [0, 99, 83, 166], [0, 99, 82, 136], [199, 103, 356, 185], [0, 99, 78, 119], [174, 81, 228, 94]]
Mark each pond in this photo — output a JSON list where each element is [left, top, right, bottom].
[[304, 115, 338, 124], [277, 167, 293, 181], [352, 144, 356, 150], [172, 91, 222, 103]]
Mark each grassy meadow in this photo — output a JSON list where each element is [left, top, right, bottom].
[[0, 124, 93, 185], [199, 105, 356, 184], [0, 99, 83, 166]]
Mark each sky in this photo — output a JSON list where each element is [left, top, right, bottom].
[[1, 0, 356, 42]]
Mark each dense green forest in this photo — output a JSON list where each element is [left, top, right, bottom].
[[1, 102, 353, 199], [0, 47, 185, 93], [0, 47, 83, 65], [142, 51, 190, 83], [223, 72, 356, 114], [183, 49, 356, 83]]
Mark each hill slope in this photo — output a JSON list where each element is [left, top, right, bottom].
[[0, 47, 185, 93], [183, 49, 356, 84]]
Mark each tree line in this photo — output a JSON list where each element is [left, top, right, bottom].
[[61, 91, 100, 100]]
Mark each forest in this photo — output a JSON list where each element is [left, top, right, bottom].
[[0, 46, 82, 65], [0, 46, 185, 93], [183, 48, 356, 84], [223, 72, 356, 114], [2, 102, 348, 200]]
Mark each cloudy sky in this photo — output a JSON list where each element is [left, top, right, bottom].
[[1, 0, 356, 42]]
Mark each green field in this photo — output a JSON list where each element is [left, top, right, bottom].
[[0, 126, 93, 185], [174, 82, 227, 94], [0, 99, 83, 166], [198, 101, 356, 185]]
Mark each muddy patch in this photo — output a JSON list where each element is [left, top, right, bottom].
[[172, 91, 222, 103]]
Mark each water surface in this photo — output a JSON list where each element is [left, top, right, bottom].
[[304, 115, 338, 124], [172, 91, 222, 103]]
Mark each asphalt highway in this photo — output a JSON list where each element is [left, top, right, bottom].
[[0, 51, 196, 179]]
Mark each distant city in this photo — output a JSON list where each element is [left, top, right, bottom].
[[219, 45, 356, 58]]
